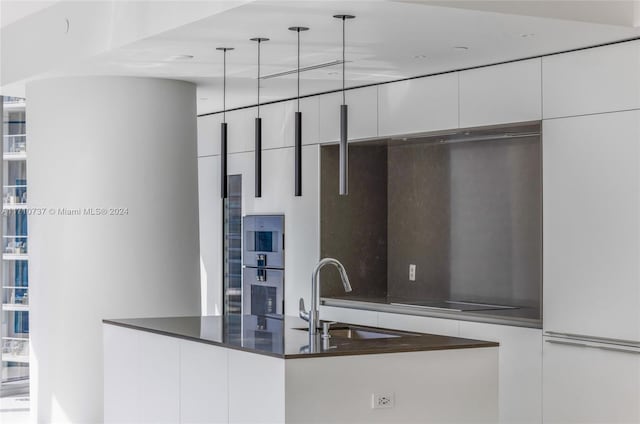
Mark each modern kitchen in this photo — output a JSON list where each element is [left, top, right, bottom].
[[1, 1, 640, 423]]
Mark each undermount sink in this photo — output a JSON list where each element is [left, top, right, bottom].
[[327, 328, 400, 339], [295, 325, 412, 340]]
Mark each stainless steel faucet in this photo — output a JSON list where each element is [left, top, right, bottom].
[[299, 258, 352, 335]]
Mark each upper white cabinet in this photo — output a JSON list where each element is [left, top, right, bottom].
[[262, 98, 319, 150], [543, 40, 640, 119], [197, 98, 318, 157], [459, 59, 541, 127], [225, 107, 257, 154], [378, 73, 459, 136], [543, 111, 640, 342], [318, 86, 377, 143]]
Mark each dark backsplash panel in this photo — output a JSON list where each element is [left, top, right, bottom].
[[387, 143, 451, 300], [320, 144, 388, 298], [447, 137, 541, 307], [320, 126, 542, 311]]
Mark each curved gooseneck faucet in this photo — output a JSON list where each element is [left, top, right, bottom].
[[299, 258, 352, 335]]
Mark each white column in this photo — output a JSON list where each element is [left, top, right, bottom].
[[26, 77, 201, 423]]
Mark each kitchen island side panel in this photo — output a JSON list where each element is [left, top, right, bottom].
[[284, 347, 498, 423]]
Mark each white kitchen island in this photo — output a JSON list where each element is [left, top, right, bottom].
[[103, 315, 498, 423]]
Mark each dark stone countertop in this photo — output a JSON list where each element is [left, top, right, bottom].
[[103, 314, 498, 359]]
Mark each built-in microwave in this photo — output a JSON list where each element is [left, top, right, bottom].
[[243, 215, 284, 269]]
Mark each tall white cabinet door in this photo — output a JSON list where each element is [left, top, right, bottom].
[[543, 111, 640, 342], [459, 58, 541, 127], [378, 73, 459, 136], [542, 40, 640, 119], [459, 322, 542, 424], [543, 337, 640, 423], [318, 86, 377, 143]]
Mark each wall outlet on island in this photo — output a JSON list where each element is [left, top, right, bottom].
[[372, 393, 395, 409], [409, 264, 416, 281]]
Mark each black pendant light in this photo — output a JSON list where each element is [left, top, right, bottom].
[[250, 37, 269, 198], [216, 47, 233, 199], [288, 26, 309, 197], [334, 14, 355, 196]]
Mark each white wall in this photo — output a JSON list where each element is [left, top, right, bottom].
[[28, 76, 201, 423]]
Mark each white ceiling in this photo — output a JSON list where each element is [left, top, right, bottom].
[[4, 1, 640, 114]]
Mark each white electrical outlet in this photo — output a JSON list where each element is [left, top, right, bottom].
[[372, 393, 395, 409], [409, 264, 416, 281]]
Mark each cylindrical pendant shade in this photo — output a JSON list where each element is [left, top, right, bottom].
[[221, 122, 228, 199], [339, 104, 348, 195], [295, 111, 302, 196], [255, 117, 262, 197]]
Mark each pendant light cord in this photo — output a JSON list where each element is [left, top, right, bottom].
[[342, 16, 346, 105], [223, 49, 226, 123], [257, 40, 261, 118], [297, 29, 300, 112]]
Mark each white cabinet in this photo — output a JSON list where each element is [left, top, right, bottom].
[[459, 322, 542, 424], [542, 40, 640, 118], [225, 107, 257, 154], [180, 339, 229, 424], [459, 58, 541, 127], [543, 336, 640, 423], [285, 348, 498, 423], [104, 325, 181, 424], [105, 323, 498, 424], [377, 312, 459, 337], [543, 111, 640, 342], [318, 86, 377, 143], [197, 98, 318, 157], [378, 73, 459, 136], [227, 349, 285, 423], [261, 98, 319, 150]]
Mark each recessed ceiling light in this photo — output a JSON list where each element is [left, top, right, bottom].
[[453, 46, 469, 51], [167, 54, 194, 61], [413, 54, 428, 60]]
